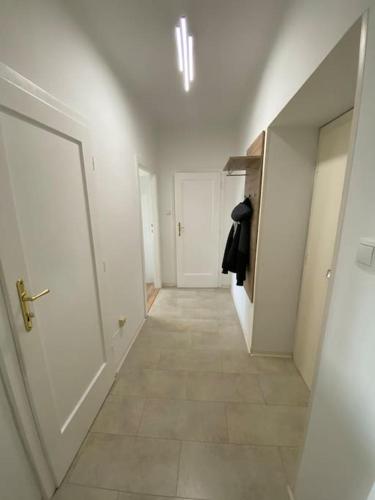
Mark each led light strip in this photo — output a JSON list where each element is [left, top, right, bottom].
[[175, 17, 194, 92]]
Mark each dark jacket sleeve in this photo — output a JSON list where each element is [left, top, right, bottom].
[[222, 224, 234, 274], [236, 219, 250, 286]]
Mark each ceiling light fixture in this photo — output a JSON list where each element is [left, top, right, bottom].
[[175, 17, 194, 92], [175, 26, 183, 72]]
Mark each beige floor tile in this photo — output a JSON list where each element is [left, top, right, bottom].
[[53, 484, 117, 499], [221, 351, 259, 373], [185, 318, 219, 334], [191, 331, 245, 351], [259, 374, 310, 405], [91, 398, 144, 435], [280, 447, 300, 489], [219, 319, 244, 336], [158, 349, 222, 372], [186, 372, 264, 402], [227, 403, 307, 446], [255, 357, 298, 374], [135, 330, 192, 350], [121, 347, 161, 370], [142, 315, 198, 333], [138, 399, 228, 443], [112, 369, 187, 400], [177, 441, 289, 500], [69, 433, 180, 496]]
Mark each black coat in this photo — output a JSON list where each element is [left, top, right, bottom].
[[222, 198, 252, 286]]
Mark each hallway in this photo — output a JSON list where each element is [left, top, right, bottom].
[[56, 288, 309, 500]]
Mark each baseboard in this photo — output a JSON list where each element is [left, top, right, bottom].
[[287, 485, 295, 500], [242, 329, 251, 353], [115, 317, 146, 374], [229, 285, 251, 353], [250, 351, 292, 359]]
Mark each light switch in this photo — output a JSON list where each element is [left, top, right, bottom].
[[357, 239, 375, 266]]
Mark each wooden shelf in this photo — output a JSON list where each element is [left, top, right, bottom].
[[224, 155, 262, 175]]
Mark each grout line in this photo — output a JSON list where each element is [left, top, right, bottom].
[[109, 391, 308, 408], [86, 430, 302, 449], [135, 398, 147, 436], [119, 365, 299, 378], [66, 479, 207, 500], [175, 440, 183, 497], [224, 402, 231, 443], [256, 373, 267, 404], [278, 446, 289, 481]]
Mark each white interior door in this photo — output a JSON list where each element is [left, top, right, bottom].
[[175, 172, 220, 287], [294, 110, 353, 388], [0, 77, 113, 483], [140, 172, 155, 284]]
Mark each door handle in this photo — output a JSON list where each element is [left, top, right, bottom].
[[23, 288, 50, 302], [178, 222, 182, 237], [16, 279, 50, 332]]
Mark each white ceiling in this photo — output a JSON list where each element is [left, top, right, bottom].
[[63, 0, 291, 128]]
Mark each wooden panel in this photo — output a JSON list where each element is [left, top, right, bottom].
[[224, 155, 262, 172], [247, 131, 265, 157], [244, 132, 265, 302]]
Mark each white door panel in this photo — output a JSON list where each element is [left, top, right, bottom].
[[0, 78, 113, 483], [294, 111, 352, 388], [175, 172, 220, 287]]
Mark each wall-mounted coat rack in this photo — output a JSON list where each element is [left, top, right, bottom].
[[223, 131, 265, 302], [224, 155, 262, 176]]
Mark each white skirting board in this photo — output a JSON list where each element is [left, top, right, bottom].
[[287, 485, 296, 500], [115, 317, 146, 374]]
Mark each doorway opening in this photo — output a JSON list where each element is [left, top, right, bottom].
[[294, 110, 353, 388], [260, 16, 365, 496], [138, 167, 161, 313]]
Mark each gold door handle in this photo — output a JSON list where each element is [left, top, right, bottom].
[[16, 280, 50, 332], [23, 288, 50, 301]]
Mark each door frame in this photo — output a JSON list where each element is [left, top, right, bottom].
[[174, 171, 221, 288], [293, 109, 353, 388], [0, 62, 108, 497], [135, 156, 162, 316]]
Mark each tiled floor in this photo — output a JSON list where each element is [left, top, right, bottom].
[[55, 288, 309, 500]]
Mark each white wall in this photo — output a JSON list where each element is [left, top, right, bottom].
[[251, 127, 317, 354], [295, 7, 375, 499], [157, 125, 239, 286], [0, 0, 156, 369], [234, 0, 371, 350]]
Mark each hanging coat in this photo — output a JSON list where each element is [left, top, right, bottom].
[[222, 197, 252, 286]]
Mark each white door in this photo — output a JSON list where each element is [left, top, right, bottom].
[[0, 76, 113, 483], [140, 173, 154, 282], [294, 111, 353, 388], [175, 172, 220, 287]]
